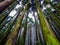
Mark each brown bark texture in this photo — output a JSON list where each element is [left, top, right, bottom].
[[0, 0, 13, 12]]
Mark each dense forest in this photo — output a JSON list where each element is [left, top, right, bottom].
[[0, 0, 60, 45]]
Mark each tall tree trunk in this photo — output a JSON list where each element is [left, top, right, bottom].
[[0, 0, 15, 12], [35, 0, 60, 45], [5, 2, 29, 45]]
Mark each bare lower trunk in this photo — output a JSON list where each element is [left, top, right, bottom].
[[0, 0, 14, 12]]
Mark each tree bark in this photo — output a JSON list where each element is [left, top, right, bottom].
[[0, 0, 14, 12]]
